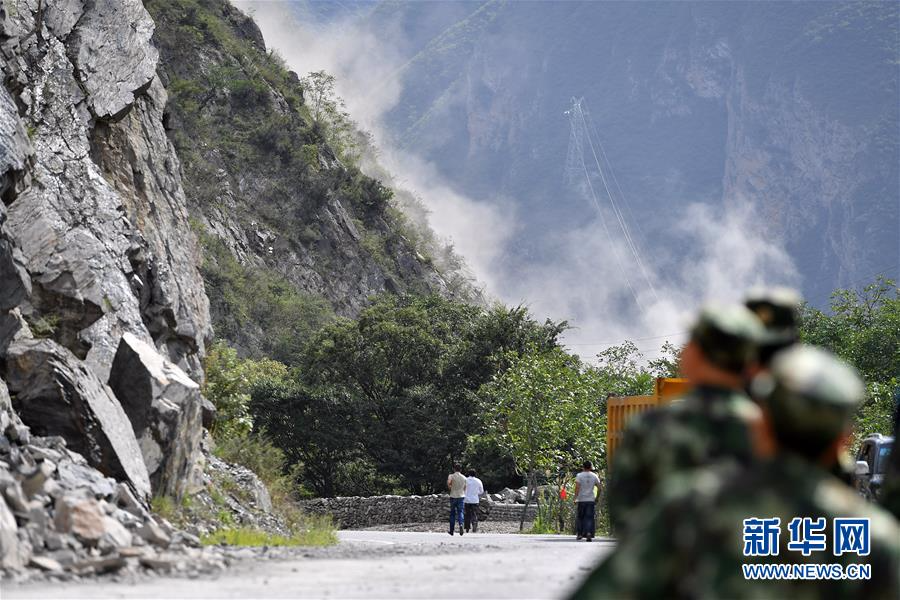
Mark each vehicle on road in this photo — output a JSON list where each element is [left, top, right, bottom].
[[853, 433, 894, 501]]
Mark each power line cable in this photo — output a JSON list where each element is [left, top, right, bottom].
[[578, 105, 661, 304], [569, 112, 647, 315], [583, 106, 651, 255]]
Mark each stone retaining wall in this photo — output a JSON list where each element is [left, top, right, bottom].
[[299, 495, 538, 529]]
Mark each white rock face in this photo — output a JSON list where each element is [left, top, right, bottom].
[[67, 0, 159, 120], [1, 0, 211, 382]]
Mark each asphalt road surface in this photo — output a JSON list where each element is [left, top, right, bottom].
[[5, 530, 613, 599]]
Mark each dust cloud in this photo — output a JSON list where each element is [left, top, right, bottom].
[[231, 1, 799, 360]]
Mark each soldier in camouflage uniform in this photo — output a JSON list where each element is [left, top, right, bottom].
[[572, 346, 900, 600], [744, 286, 858, 487], [607, 304, 765, 533], [744, 286, 801, 368]]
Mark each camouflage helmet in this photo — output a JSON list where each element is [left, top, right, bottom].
[[690, 304, 765, 373], [752, 345, 864, 458], [744, 286, 802, 348]]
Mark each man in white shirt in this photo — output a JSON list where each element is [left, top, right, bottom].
[[464, 469, 485, 533], [574, 460, 601, 541], [447, 463, 467, 536]]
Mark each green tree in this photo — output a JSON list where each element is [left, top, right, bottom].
[[299, 294, 481, 493], [483, 347, 605, 529], [593, 341, 654, 399], [648, 341, 683, 379], [203, 341, 289, 439], [254, 294, 566, 496], [250, 381, 364, 497], [798, 277, 899, 447], [300, 70, 355, 157]]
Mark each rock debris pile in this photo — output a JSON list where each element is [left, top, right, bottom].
[[0, 406, 228, 580]]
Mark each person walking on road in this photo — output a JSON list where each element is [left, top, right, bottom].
[[574, 461, 601, 541], [448, 463, 467, 536], [464, 469, 485, 533]]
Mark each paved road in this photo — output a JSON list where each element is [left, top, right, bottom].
[[5, 531, 613, 599]]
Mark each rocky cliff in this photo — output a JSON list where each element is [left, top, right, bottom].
[[0, 0, 220, 574], [0, 0, 211, 381]]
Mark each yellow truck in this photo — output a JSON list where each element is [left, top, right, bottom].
[[606, 377, 691, 465]]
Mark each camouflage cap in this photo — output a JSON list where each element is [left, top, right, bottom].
[[752, 345, 864, 455], [690, 304, 766, 373], [744, 286, 802, 347]]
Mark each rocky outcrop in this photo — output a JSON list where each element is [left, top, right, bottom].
[[65, 0, 159, 121], [0, 0, 211, 382], [0, 1, 216, 571], [0, 88, 31, 314], [4, 339, 151, 500], [107, 333, 202, 499], [147, 0, 462, 360]]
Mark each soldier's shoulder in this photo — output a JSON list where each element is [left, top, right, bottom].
[[815, 477, 900, 549], [684, 387, 761, 422]]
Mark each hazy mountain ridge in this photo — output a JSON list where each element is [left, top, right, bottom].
[[363, 1, 898, 305]]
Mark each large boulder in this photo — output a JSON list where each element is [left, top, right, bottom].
[[66, 0, 158, 120], [3, 339, 151, 499], [107, 333, 202, 499]]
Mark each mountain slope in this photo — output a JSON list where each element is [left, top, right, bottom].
[[145, 0, 467, 360]]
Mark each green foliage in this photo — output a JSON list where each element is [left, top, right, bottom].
[[855, 380, 897, 441], [360, 231, 391, 271], [213, 431, 296, 493], [593, 341, 654, 398], [203, 341, 289, 438], [529, 484, 578, 535], [647, 341, 683, 379], [250, 294, 565, 496], [150, 495, 177, 522], [300, 70, 356, 159], [201, 520, 336, 547], [24, 314, 59, 339], [251, 381, 365, 497], [461, 434, 520, 494], [798, 277, 899, 448], [300, 144, 320, 170], [211, 429, 331, 542], [148, 0, 464, 361], [798, 277, 899, 383], [482, 347, 606, 478]]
